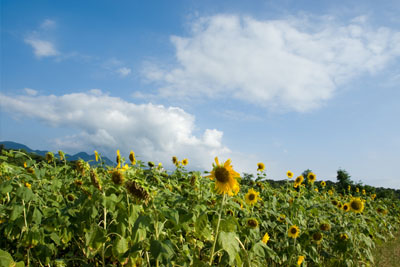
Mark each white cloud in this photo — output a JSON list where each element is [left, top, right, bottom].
[[0, 90, 232, 169], [24, 88, 38, 96], [144, 14, 400, 112], [25, 38, 58, 58], [40, 19, 56, 30], [117, 67, 132, 77]]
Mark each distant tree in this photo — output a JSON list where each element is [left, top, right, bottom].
[[336, 169, 353, 192], [302, 169, 312, 184]]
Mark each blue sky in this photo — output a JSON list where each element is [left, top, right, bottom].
[[1, 0, 400, 189]]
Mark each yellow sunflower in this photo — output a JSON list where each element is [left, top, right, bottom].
[[172, 156, 178, 165], [362, 189, 366, 195], [116, 149, 121, 168], [294, 175, 304, 187], [371, 193, 376, 200], [245, 188, 260, 205], [340, 233, 349, 240], [206, 157, 240, 195], [182, 158, 188, 166], [288, 225, 300, 238], [312, 232, 323, 244], [348, 185, 351, 191], [349, 197, 364, 213], [94, 150, 99, 162], [257, 162, 265, 171], [287, 171, 294, 178], [247, 218, 259, 228], [278, 214, 286, 223], [342, 203, 350, 212], [25, 182, 31, 189], [297, 256, 305, 266], [307, 172, 316, 183], [328, 189, 333, 196], [129, 150, 136, 165], [262, 233, 270, 244], [356, 187, 359, 193], [321, 181, 326, 187]]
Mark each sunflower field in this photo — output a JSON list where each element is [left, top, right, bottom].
[[0, 149, 399, 267]]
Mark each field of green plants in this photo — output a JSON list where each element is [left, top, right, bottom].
[[0, 149, 399, 266]]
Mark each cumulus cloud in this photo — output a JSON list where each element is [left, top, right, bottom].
[[117, 67, 132, 77], [144, 14, 400, 112], [0, 90, 231, 169], [24, 38, 58, 58]]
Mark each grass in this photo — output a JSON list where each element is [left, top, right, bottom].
[[373, 231, 400, 267]]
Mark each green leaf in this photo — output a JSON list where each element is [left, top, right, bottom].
[[10, 205, 24, 221], [113, 236, 129, 256], [217, 231, 240, 265], [0, 181, 12, 194], [150, 240, 174, 262], [50, 232, 61, 246], [16, 187, 35, 202], [32, 208, 42, 224], [0, 249, 13, 266]]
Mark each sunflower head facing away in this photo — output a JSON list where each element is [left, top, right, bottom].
[[245, 188, 260, 205], [288, 225, 300, 238], [349, 197, 364, 213], [172, 156, 178, 166], [111, 169, 124, 185], [129, 150, 136, 165], [257, 162, 265, 172], [45, 152, 54, 163], [307, 172, 316, 183], [206, 157, 240, 196], [287, 171, 294, 179], [319, 223, 331, 231], [312, 232, 323, 244]]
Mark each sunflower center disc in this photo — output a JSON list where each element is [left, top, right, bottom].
[[249, 194, 255, 200], [291, 228, 297, 234], [215, 167, 230, 183], [351, 201, 361, 210]]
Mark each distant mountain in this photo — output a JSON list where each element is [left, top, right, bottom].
[[0, 141, 114, 166]]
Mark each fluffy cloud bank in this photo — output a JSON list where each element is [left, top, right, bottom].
[[144, 15, 400, 112], [0, 90, 230, 169]]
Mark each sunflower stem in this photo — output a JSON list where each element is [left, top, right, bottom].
[[209, 193, 226, 266]]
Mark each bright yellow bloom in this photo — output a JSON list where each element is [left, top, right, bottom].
[[314, 188, 319, 192], [257, 162, 265, 171], [206, 157, 240, 195], [349, 197, 364, 213], [371, 193, 376, 200], [340, 233, 349, 240], [245, 188, 260, 205], [25, 182, 31, 189], [262, 233, 270, 244], [116, 150, 121, 168], [288, 225, 300, 238], [278, 214, 286, 223], [343, 203, 350, 212], [24, 162, 27, 168], [356, 187, 359, 193], [321, 181, 326, 187], [348, 185, 351, 191], [182, 158, 188, 166], [287, 171, 294, 178], [58, 150, 64, 161], [307, 172, 316, 183], [328, 190, 333, 195], [94, 150, 99, 162], [129, 150, 136, 165], [294, 175, 304, 187], [172, 156, 178, 166], [362, 189, 366, 195], [297, 256, 305, 265]]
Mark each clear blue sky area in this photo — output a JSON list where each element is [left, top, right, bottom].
[[1, 0, 399, 188]]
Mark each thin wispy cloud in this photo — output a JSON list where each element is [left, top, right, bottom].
[[144, 14, 400, 112], [116, 67, 132, 77], [24, 38, 58, 58]]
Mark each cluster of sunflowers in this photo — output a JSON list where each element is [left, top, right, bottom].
[[0, 149, 399, 267]]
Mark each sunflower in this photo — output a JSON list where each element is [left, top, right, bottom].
[[247, 218, 259, 228], [319, 223, 331, 231], [307, 172, 316, 183], [371, 193, 376, 200], [58, 150, 64, 161], [182, 158, 188, 166], [337, 202, 343, 209], [356, 187, 359, 193], [314, 188, 319, 192], [45, 152, 54, 163], [129, 150, 136, 165], [297, 256, 305, 266], [287, 171, 294, 179], [94, 150, 99, 162], [257, 162, 265, 171], [125, 180, 150, 204], [294, 175, 304, 188], [206, 157, 240, 195], [321, 181, 326, 187], [111, 169, 124, 185], [116, 150, 121, 168], [67, 194, 75, 202], [331, 199, 338, 206], [262, 233, 270, 244], [349, 197, 364, 213], [288, 225, 300, 238], [90, 169, 102, 191], [25, 182, 31, 189], [362, 189, 366, 195], [340, 233, 349, 240], [172, 156, 178, 166], [328, 190, 333, 196], [245, 188, 260, 205], [348, 185, 351, 191], [278, 214, 286, 223], [342, 203, 350, 212], [312, 232, 323, 244]]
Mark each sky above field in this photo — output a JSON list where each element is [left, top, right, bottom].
[[1, 0, 400, 189]]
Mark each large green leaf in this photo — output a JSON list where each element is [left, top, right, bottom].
[[217, 231, 240, 265]]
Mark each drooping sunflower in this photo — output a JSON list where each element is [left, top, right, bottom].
[[287, 171, 294, 179], [307, 172, 316, 183], [111, 169, 124, 185], [45, 152, 54, 163], [312, 232, 323, 244], [246, 218, 259, 228], [349, 197, 364, 213], [321, 181, 326, 187], [116, 150, 121, 168], [362, 189, 366, 195], [342, 203, 350, 212], [206, 157, 240, 195], [294, 175, 304, 187], [58, 150, 64, 161], [90, 169, 102, 191], [356, 187, 360, 193], [182, 158, 188, 166], [94, 150, 99, 162], [257, 162, 265, 172], [288, 225, 300, 238], [172, 156, 178, 166], [245, 188, 260, 205], [125, 180, 150, 204], [262, 233, 270, 244], [129, 150, 136, 165], [319, 223, 331, 231]]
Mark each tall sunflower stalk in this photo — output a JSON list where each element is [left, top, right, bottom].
[[209, 193, 227, 265]]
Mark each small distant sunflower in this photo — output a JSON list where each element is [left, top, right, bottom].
[[371, 194, 376, 200], [342, 203, 350, 212], [245, 188, 260, 205], [297, 256, 305, 266], [262, 233, 270, 244], [278, 214, 286, 223], [287, 171, 294, 179], [247, 218, 259, 228], [257, 162, 265, 171], [172, 156, 178, 166], [312, 232, 323, 244], [337, 202, 343, 209], [328, 190, 333, 196], [45, 152, 54, 163], [67, 194, 75, 202], [111, 169, 124, 185], [307, 172, 316, 183], [340, 233, 349, 240], [294, 175, 304, 187], [348, 185, 351, 191], [206, 157, 240, 196], [182, 158, 188, 166], [362, 189, 366, 195], [377, 207, 385, 214], [349, 197, 364, 213], [356, 187, 359, 193], [94, 150, 99, 162], [331, 199, 339, 206], [319, 223, 331, 231], [129, 150, 136, 165], [116, 150, 121, 168], [288, 225, 300, 238], [58, 150, 64, 161], [25, 182, 31, 189], [74, 179, 83, 186], [314, 188, 319, 192], [321, 181, 326, 187]]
